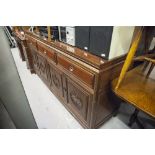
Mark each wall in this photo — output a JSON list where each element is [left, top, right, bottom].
[[109, 26, 135, 59], [0, 27, 37, 129]]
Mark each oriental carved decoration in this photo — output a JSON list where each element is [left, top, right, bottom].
[[39, 63, 46, 75], [70, 91, 83, 110], [32, 52, 39, 71], [67, 80, 89, 121], [52, 73, 60, 89]]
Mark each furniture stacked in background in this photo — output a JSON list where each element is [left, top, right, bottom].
[[39, 26, 135, 60]]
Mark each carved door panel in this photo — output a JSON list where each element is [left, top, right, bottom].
[[49, 63, 63, 97], [67, 79, 90, 121], [37, 53, 49, 84]]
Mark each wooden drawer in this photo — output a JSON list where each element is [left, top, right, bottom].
[[57, 55, 94, 88], [37, 42, 56, 63]]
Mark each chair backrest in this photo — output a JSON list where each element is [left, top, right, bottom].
[[115, 27, 144, 90], [141, 56, 155, 77], [115, 26, 155, 90]]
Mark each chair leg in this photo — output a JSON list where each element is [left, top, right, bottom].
[[142, 61, 149, 72], [128, 108, 139, 127], [146, 63, 155, 77]]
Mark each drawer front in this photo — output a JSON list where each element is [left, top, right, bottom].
[[37, 42, 56, 63], [57, 55, 94, 88]]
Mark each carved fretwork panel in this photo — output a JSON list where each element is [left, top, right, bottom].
[[52, 73, 60, 88], [67, 79, 90, 121], [70, 92, 83, 110], [30, 45, 49, 85], [32, 52, 38, 69], [37, 54, 49, 82], [49, 64, 63, 97]]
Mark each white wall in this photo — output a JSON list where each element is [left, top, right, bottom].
[[109, 26, 135, 59]]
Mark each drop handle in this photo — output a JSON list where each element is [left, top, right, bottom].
[[84, 52, 88, 57], [69, 66, 74, 72]]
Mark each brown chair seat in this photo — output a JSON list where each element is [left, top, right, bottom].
[[112, 65, 155, 118]]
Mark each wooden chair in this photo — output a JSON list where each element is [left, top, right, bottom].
[[111, 27, 155, 128]]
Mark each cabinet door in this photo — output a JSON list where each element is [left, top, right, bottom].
[[75, 26, 90, 51], [49, 62, 63, 97], [37, 53, 49, 84], [28, 41, 49, 84], [67, 79, 90, 121]]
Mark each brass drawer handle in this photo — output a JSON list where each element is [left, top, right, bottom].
[[84, 52, 88, 57], [69, 66, 74, 72]]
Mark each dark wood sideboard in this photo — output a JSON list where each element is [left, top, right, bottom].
[[14, 31, 126, 128]]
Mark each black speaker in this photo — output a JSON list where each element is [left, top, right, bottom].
[[75, 26, 90, 51], [89, 26, 113, 59]]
